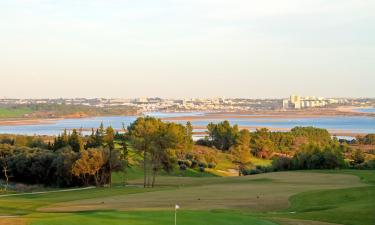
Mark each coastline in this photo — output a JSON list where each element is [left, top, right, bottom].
[[0, 118, 62, 126], [163, 107, 375, 121]]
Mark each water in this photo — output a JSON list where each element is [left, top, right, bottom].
[[187, 117, 375, 133], [0, 112, 375, 136], [355, 107, 375, 113]]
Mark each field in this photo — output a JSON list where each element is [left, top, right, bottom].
[[0, 170, 374, 225], [0, 108, 33, 118]]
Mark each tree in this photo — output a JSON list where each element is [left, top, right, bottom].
[[230, 130, 251, 176], [69, 129, 84, 152], [128, 117, 160, 188], [352, 149, 365, 165], [185, 122, 194, 152], [71, 148, 107, 186], [150, 122, 181, 187], [0, 150, 10, 191], [104, 126, 115, 187], [250, 128, 275, 158], [128, 117, 191, 188], [207, 121, 239, 150]]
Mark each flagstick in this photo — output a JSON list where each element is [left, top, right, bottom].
[[175, 206, 177, 225]]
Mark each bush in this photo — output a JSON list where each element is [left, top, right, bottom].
[[195, 138, 212, 147], [199, 166, 205, 172], [179, 164, 187, 171], [183, 160, 192, 168], [185, 153, 194, 160], [242, 169, 263, 175], [191, 159, 198, 168], [256, 165, 270, 173], [272, 156, 293, 171], [198, 162, 207, 168], [354, 160, 375, 170], [207, 163, 216, 169]]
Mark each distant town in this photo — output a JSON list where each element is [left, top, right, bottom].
[[1, 96, 374, 113]]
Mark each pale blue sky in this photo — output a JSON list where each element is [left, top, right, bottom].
[[1, 0, 374, 98]]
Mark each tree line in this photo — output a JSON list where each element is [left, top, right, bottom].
[[0, 118, 193, 189], [0, 124, 127, 189], [196, 121, 375, 175]]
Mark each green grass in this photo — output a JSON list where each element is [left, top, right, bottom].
[[280, 186, 375, 225], [0, 187, 159, 215], [0, 107, 33, 118], [256, 170, 375, 225], [1, 170, 374, 225], [31, 209, 275, 225], [29, 211, 277, 225]]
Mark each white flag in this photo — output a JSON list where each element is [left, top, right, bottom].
[[175, 204, 180, 209]]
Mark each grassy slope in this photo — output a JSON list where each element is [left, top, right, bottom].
[[262, 170, 375, 225]]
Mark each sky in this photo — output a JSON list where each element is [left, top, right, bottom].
[[1, 0, 374, 99]]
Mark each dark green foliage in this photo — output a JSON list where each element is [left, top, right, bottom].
[[271, 156, 293, 171], [0, 144, 74, 186], [0, 124, 126, 187], [68, 129, 83, 152], [127, 117, 193, 188], [197, 125, 336, 159], [198, 162, 208, 168], [207, 120, 239, 151], [242, 169, 262, 175], [271, 144, 346, 172], [354, 159, 375, 170], [191, 159, 198, 168], [290, 126, 332, 145], [179, 164, 187, 171]]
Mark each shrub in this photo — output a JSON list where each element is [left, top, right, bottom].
[[185, 153, 194, 160], [255, 165, 268, 172], [191, 159, 198, 168], [179, 164, 187, 171], [198, 162, 207, 168], [199, 167, 205, 172], [242, 169, 263, 176], [354, 160, 375, 170], [249, 169, 262, 175], [207, 163, 216, 169], [272, 156, 293, 171], [183, 160, 192, 168]]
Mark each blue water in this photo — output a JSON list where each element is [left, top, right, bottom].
[[0, 112, 375, 135], [355, 107, 375, 113]]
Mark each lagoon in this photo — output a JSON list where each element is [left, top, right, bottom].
[[0, 112, 375, 136]]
